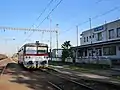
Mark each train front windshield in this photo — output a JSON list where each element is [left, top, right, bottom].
[[26, 47, 37, 54], [25, 46, 48, 54], [37, 47, 48, 54]]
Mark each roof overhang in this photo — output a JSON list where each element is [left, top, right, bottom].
[[72, 39, 120, 49]]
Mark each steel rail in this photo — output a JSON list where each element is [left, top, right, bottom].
[[48, 81, 63, 90], [40, 68, 95, 90]]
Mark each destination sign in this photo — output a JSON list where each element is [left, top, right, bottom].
[[94, 26, 104, 32]]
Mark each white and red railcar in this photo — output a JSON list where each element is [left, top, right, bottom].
[[18, 41, 49, 69]]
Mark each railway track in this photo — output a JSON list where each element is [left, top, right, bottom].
[[0, 62, 63, 90], [47, 81, 63, 90], [1, 59, 119, 90], [33, 68, 95, 90], [45, 68, 120, 90]]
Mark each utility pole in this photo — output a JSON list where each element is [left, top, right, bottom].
[[89, 18, 92, 43], [89, 18, 92, 63], [76, 25, 79, 62], [56, 24, 59, 59], [89, 18, 92, 45], [49, 17, 52, 61], [76, 26, 78, 47], [105, 21, 107, 40]]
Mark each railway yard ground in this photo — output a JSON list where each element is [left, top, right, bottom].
[[0, 57, 120, 90], [49, 61, 120, 80]]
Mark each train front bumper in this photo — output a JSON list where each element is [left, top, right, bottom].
[[24, 60, 48, 69]]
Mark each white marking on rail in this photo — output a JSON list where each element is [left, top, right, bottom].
[[48, 81, 63, 90]]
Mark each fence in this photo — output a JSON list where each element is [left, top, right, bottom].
[[51, 56, 112, 66], [66, 56, 112, 66]]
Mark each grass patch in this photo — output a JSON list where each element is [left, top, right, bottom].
[[74, 63, 110, 70], [111, 76, 120, 82], [67, 65, 97, 73], [49, 61, 111, 72], [115, 76, 120, 81]]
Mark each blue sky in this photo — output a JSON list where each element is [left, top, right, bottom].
[[0, 0, 120, 55]]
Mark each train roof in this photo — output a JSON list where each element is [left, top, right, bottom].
[[18, 41, 48, 52], [24, 43, 48, 47]]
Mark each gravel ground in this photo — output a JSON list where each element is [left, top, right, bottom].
[[0, 58, 93, 90], [1, 58, 120, 90], [0, 58, 58, 90]]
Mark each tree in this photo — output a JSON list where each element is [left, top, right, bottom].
[[61, 41, 71, 49], [61, 41, 72, 62]]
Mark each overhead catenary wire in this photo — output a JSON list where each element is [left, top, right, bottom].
[[36, 0, 63, 28], [23, 0, 63, 44], [60, 6, 120, 35], [36, 0, 54, 21], [25, 0, 54, 32], [23, 0, 55, 43], [95, 0, 103, 4]]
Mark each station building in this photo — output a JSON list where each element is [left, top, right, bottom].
[[73, 19, 120, 65]]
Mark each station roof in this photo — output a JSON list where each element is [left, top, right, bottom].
[[72, 39, 120, 50]]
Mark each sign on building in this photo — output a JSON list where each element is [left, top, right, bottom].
[[94, 26, 104, 32]]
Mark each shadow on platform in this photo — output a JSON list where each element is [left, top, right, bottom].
[[4, 63, 53, 90]]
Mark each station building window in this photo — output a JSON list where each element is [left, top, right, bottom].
[[84, 37, 86, 42], [87, 37, 88, 42], [92, 34, 94, 38], [97, 32, 102, 41], [117, 27, 120, 37], [89, 36, 91, 39], [109, 29, 114, 39], [103, 46, 116, 55]]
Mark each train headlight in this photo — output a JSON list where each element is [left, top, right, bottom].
[[25, 56, 31, 59]]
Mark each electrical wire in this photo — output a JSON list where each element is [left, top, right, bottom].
[[36, 0, 63, 28], [36, 0, 54, 21], [23, 0, 55, 43], [23, 0, 63, 43], [95, 0, 103, 4], [60, 6, 120, 35]]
